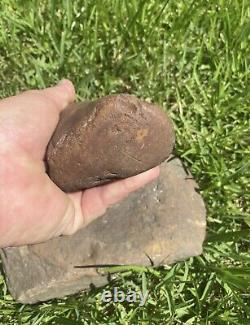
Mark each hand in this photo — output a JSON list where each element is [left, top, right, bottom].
[[0, 80, 160, 247]]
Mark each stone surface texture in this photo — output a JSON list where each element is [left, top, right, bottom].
[[46, 94, 175, 192], [0, 158, 206, 304]]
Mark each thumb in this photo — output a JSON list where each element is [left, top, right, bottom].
[[0, 79, 76, 159], [39, 79, 76, 112]]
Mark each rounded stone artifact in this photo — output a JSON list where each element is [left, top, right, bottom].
[[46, 94, 175, 192]]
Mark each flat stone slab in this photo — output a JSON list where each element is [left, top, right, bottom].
[[0, 158, 206, 304]]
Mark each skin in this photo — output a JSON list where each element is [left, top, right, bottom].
[[0, 80, 160, 248]]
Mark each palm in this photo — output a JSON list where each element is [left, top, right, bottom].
[[0, 80, 159, 247]]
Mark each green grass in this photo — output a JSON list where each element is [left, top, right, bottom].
[[0, 0, 249, 324]]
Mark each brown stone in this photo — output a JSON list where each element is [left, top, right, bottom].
[[0, 158, 206, 304], [46, 94, 175, 192]]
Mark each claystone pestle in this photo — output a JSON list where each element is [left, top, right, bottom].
[[46, 94, 175, 192]]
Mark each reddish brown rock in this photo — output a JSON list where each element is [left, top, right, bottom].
[[46, 94, 175, 192]]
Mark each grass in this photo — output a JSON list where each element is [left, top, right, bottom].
[[0, 0, 249, 324]]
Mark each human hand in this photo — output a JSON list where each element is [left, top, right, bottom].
[[0, 80, 160, 247]]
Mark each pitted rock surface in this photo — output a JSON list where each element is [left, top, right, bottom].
[[46, 94, 175, 192]]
